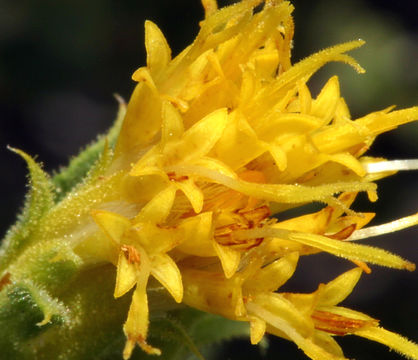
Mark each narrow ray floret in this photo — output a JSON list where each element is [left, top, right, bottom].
[[1, 0, 417, 359]]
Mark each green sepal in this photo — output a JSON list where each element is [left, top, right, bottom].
[[9, 240, 82, 294], [0, 149, 55, 271], [52, 97, 126, 201]]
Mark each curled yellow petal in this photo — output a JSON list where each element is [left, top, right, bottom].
[[212, 240, 241, 279], [150, 253, 183, 303], [134, 185, 177, 224], [114, 249, 137, 298], [245, 252, 299, 293], [163, 108, 228, 166], [249, 316, 266, 345], [144, 20, 171, 79], [247, 300, 344, 360], [91, 210, 131, 245], [161, 99, 184, 146], [316, 267, 363, 306], [311, 76, 340, 124], [177, 212, 215, 257], [175, 179, 204, 214]]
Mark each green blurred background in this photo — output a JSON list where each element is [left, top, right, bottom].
[[0, 0, 416, 359]]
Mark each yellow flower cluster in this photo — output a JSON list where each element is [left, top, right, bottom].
[[69, 0, 417, 358]]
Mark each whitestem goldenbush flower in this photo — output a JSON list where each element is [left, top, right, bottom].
[[1, 0, 417, 359]]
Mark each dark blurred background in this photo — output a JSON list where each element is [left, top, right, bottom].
[[0, 0, 416, 359]]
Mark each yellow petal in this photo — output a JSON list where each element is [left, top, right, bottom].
[[131, 223, 179, 254], [316, 267, 362, 306], [131, 67, 159, 94], [334, 97, 351, 124], [161, 99, 184, 147], [297, 82, 312, 114], [266, 326, 347, 360], [122, 246, 156, 358], [264, 142, 287, 172], [245, 252, 299, 293], [327, 212, 375, 234], [177, 212, 215, 257], [208, 1, 290, 80], [91, 210, 131, 245], [313, 107, 418, 154], [282, 292, 318, 318], [150, 253, 183, 303], [175, 179, 204, 214], [249, 293, 313, 338], [275, 207, 333, 234], [324, 152, 366, 177], [114, 250, 137, 298], [144, 20, 171, 78], [162, 108, 228, 166], [329, 192, 358, 221], [258, 110, 319, 141], [122, 171, 168, 205], [212, 240, 241, 279], [247, 299, 343, 360], [312, 331, 344, 357], [180, 49, 219, 102], [181, 268, 246, 319], [201, 0, 218, 18], [130, 165, 167, 179], [115, 81, 162, 158], [191, 156, 237, 179], [239, 69, 258, 108], [134, 185, 177, 224], [251, 48, 280, 81], [123, 286, 161, 359], [214, 111, 265, 170], [311, 76, 340, 125], [249, 316, 266, 345]]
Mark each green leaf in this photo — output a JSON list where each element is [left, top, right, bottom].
[[142, 308, 250, 360], [0, 149, 55, 271], [0, 282, 67, 358], [147, 311, 206, 360], [0, 264, 131, 360]]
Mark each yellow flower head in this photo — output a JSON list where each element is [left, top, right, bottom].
[[68, 0, 417, 358]]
